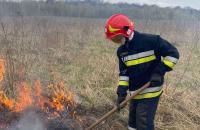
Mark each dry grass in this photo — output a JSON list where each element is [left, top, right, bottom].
[[0, 16, 199, 130]]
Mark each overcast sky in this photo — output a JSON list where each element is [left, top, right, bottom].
[[103, 0, 200, 10]]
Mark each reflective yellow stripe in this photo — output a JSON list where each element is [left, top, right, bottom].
[[124, 50, 154, 61], [133, 90, 163, 99], [125, 55, 156, 66], [108, 25, 120, 33], [163, 59, 175, 68], [119, 81, 129, 86]]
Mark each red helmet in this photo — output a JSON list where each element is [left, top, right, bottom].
[[105, 13, 134, 39]]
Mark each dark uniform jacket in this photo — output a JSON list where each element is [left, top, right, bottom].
[[117, 31, 179, 99]]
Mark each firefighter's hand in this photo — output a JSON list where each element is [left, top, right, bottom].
[[116, 94, 127, 112], [150, 73, 163, 87]]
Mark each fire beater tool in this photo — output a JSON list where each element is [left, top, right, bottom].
[[86, 82, 150, 130]]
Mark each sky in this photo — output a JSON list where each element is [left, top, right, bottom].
[[103, 0, 200, 10]]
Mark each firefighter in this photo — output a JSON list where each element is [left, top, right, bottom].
[[104, 14, 179, 130]]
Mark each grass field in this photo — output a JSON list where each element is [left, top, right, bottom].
[[0, 16, 199, 130]]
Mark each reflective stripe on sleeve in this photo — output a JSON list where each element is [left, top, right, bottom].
[[163, 56, 178, 68], [165, 56, 178, 64], [163, 59, 175, 68], [119, 76, 129, 81], [119, 81, 129, 86]]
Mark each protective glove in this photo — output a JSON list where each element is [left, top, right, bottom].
[[150, 73, 164, 87], [116, 93, 127, 112]]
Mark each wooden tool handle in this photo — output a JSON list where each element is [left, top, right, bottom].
[[85, 82, 150, 130]]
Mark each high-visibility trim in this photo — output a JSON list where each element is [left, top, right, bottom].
[[130, 86, 162, 95], [133, 90, 163, 99], [125, 55, 156, 66], [119, 76, 129, 81], [124, 50, 154, 61], [163, 59, 175, 68], [165, 56, 178, 64], [119, 81, 129, 86], [108, 25, 121, 33]]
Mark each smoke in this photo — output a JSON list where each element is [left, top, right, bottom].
[[8, 111, 46, 130]]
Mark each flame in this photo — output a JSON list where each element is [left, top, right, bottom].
[[34, 80, 46, 111], [0, 91, 14, 110], [0, 58, 77, 120], [14, 82, 33, 112], [0, 80, 77, 117]]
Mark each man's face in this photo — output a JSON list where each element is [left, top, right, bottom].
[[111, 34, 126, 46]]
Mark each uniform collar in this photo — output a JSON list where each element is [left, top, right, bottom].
[[125, 31, 139, 48]]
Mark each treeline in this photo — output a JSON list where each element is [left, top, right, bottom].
[[0, 0, 200, 20]]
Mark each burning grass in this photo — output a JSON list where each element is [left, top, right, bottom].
[[0, 58, 83, 130], [0, 57, 125, 130]]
